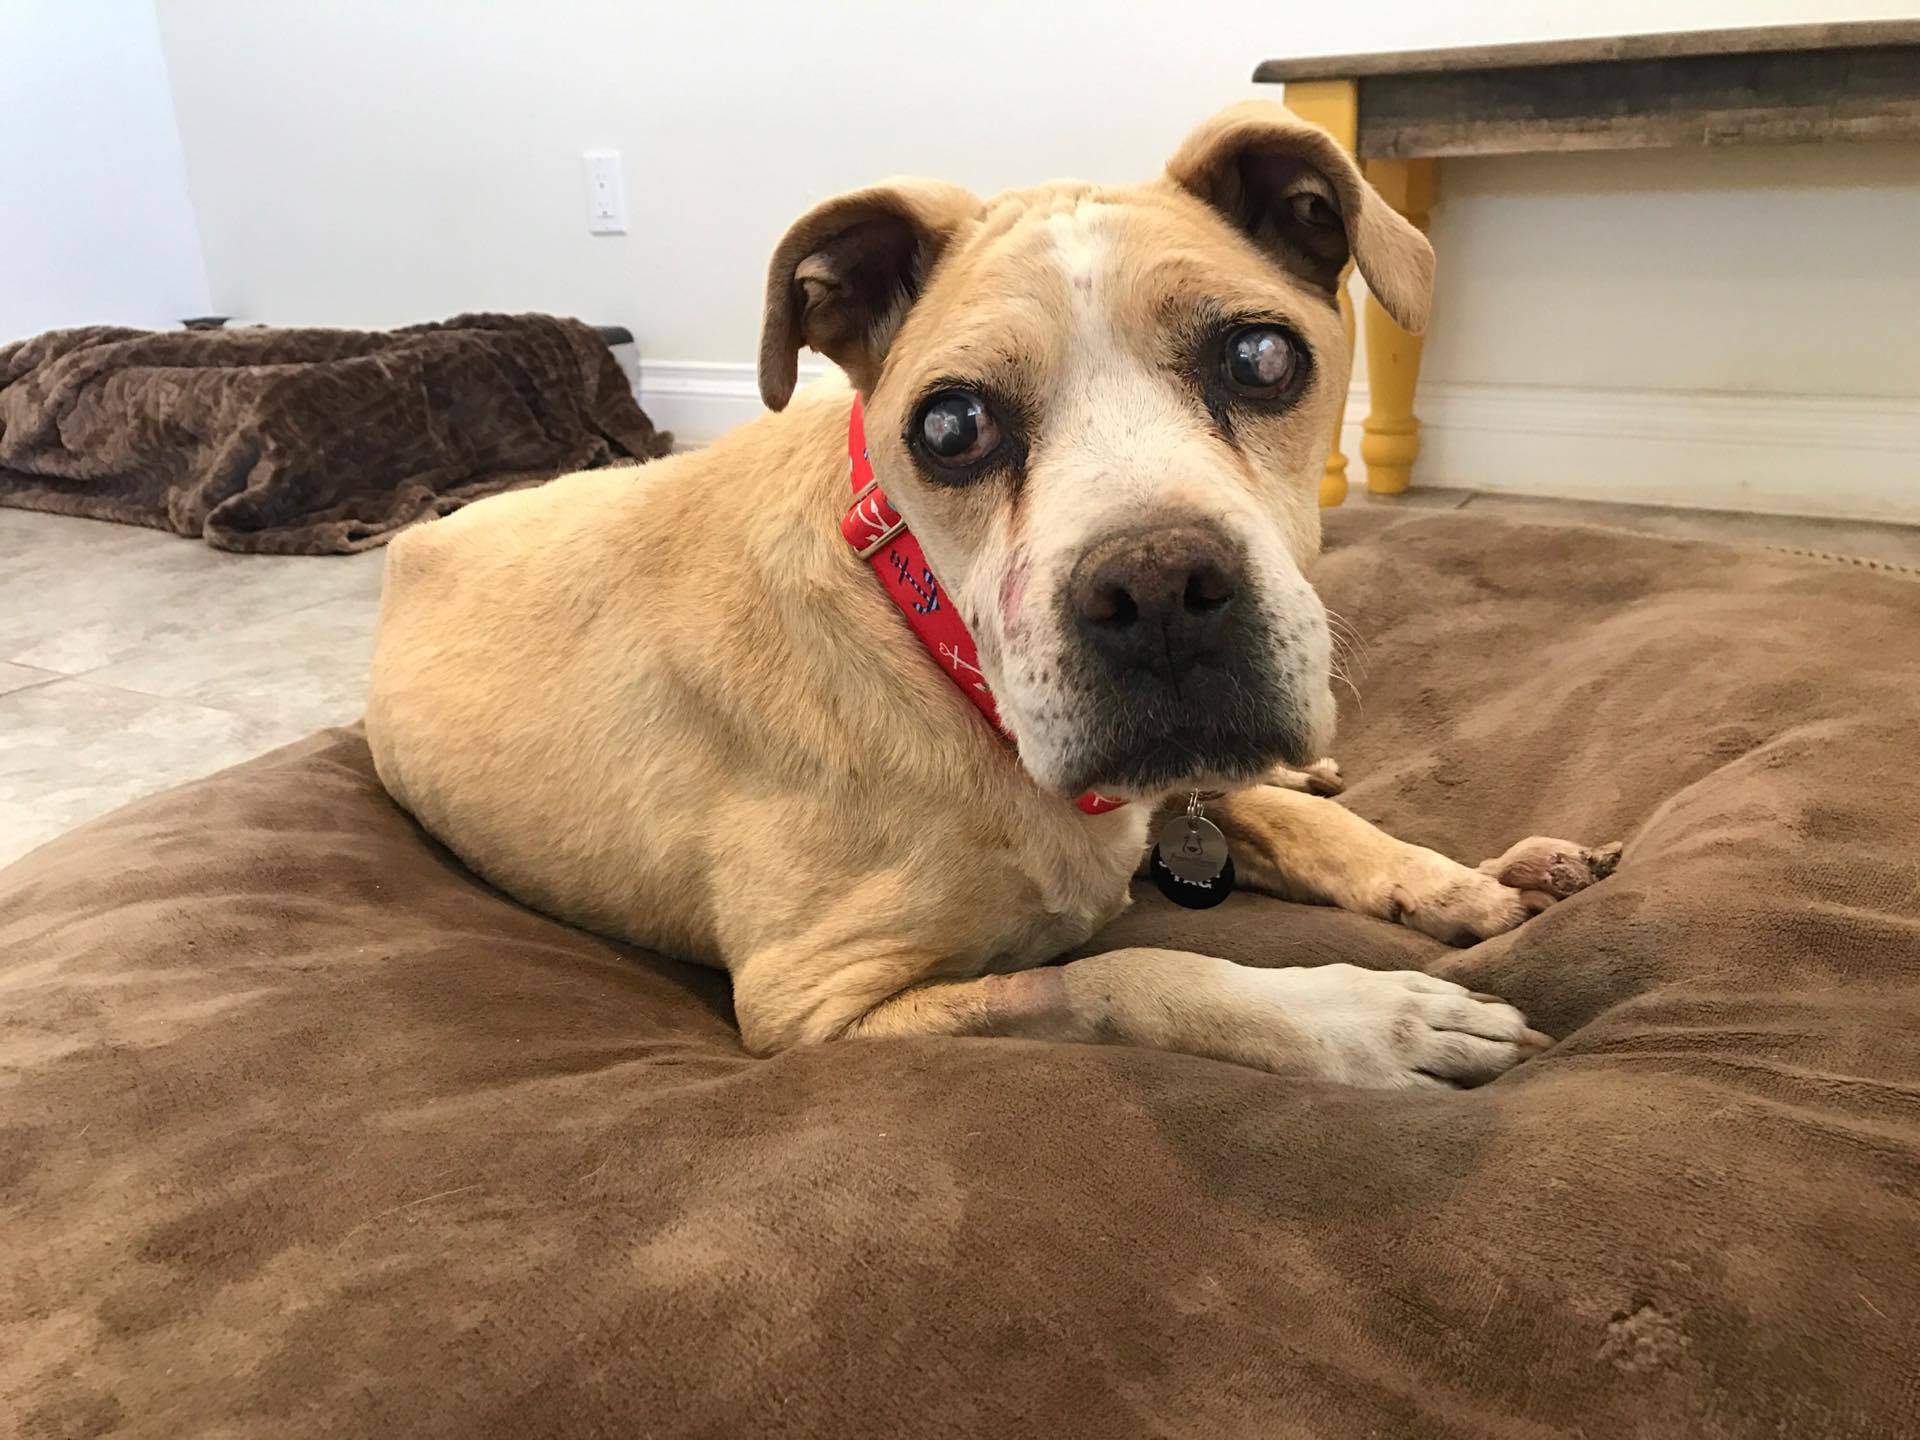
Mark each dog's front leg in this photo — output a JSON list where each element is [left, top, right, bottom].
[[735, 949, 1546, 1087], [1211, 785, 1620, 946]]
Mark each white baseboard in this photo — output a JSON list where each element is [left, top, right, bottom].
[[636, 359, 830, 450], [636, 359, 1920, 524], [1371, 383, 1920, 524]]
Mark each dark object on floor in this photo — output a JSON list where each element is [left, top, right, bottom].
[[0, 314, 672, 554], [3, 508, 1918, 1437]]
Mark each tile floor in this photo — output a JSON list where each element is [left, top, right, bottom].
[[3, 493, 1918, 867], [1, 508, 385, 865]]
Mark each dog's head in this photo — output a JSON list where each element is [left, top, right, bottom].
[[760, 103, 1432, 801]]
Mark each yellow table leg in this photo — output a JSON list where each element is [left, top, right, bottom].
[[1280, 79, 1359, 508], [1359, 158, 1438, 495]]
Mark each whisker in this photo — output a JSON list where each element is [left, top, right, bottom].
[[1330, 662, 1364, 714], [1323, 603, 1370, 719], [1328, 649, 1364, 708], [1323, 604, 1370, 664]]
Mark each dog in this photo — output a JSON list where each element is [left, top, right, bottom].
[[366, 102, 1616, 1089]]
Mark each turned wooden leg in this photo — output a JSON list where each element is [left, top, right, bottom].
[[1281, 79, 1359, 509], [1359, 158, 1438, 495]]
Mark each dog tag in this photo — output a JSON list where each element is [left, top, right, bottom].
[[1150, 848, 1236, 909], [1150, 793, 1235, 909]]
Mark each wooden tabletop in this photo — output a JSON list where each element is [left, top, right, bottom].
[[1253, 19, 1920, 83]]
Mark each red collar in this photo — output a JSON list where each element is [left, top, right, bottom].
[[839, 395, 1124, 815]]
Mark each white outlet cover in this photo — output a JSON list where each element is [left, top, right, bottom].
[[583, 151, 628, 235]]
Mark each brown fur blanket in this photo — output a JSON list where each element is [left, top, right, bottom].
[[2, 508, 1917, 1437], [0, 315, 670, 554]]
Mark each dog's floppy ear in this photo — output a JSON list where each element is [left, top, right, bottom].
[[758, 179, 983, 410], [1166, 102, 1433, 334]]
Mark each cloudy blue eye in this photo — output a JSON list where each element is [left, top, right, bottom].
[[1223, 326, 1301, 398], [915, 391, 1000, 466]]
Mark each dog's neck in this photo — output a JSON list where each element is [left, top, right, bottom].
[[838, 395, 1123, 817]]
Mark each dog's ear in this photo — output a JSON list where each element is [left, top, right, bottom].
[[758, 179, 983, 410], [1166, 102, 1433, 334]]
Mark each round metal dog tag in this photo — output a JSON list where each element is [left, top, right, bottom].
[[1150, 794, 1235, 909], [1155, 811, 1230, 883]]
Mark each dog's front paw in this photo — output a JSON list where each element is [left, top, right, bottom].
[[1273, 964, 1549, 1089], [1388, 837, 1620, 946], [1386, 860, 1539, 946], [1261, 757, 1345, 796], [1478, 836, 1622, 898]]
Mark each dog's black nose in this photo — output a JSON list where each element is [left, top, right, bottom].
[[1069, 524, 1245, 676]]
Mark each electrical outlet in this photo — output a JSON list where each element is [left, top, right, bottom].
[[583, 151, 628, 235]]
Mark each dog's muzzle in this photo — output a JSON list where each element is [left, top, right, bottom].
[[1068, 522, 1246, 676], [1054, 521, 1318, 792]]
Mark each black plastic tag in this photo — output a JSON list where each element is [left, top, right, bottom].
[[1150, 847, 1236, 909]]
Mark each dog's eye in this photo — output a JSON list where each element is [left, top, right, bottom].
[[915, 392, 1000, 467], [1222, 326, 1301, 399]]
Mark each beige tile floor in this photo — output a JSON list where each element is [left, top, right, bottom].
[[3, 493, 1918, 867], [1, 509, 385, 864]]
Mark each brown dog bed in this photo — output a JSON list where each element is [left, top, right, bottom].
[[3, 508, 1917, 1438], [0, 316, 671, 555]]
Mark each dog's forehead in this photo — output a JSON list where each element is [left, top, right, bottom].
[[964, 180, 1222, 284], [900, 180, 1336, 371]]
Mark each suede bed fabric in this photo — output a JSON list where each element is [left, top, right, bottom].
[[0, 316, 672, 554], [3, 508, 1918, 1439]]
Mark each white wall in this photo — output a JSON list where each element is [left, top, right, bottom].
[[0, 0, 210, 342], [149, 0, 1920, 518]]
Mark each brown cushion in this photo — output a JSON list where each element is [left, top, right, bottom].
[[4, 509, 1917, 1439]]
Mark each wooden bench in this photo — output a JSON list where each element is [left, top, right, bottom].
[[1253, 20, 1920, 505]]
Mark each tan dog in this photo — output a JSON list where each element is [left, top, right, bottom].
[[367, 103, 1615, 1089]]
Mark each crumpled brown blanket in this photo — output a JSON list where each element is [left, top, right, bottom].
[[0, 315, 672, 554], [2, 508, 1918, 1438]]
